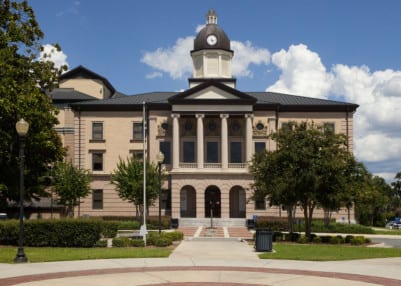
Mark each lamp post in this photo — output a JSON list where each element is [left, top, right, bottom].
[[14, 118, 29, 263], [156, 152, 164, 234]]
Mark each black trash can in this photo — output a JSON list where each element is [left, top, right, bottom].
[[255, 229, 273, 252], [170, 218, 179, 229]]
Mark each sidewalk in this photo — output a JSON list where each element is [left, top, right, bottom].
[[0, 237, 401, 285]]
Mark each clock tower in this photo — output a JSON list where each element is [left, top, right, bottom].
[[189, 9, 236, 88]]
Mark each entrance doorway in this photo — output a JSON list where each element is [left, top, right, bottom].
[[180, 186, 196, 217], [205, 186, 221, 218], [229, 186, 246, 218]]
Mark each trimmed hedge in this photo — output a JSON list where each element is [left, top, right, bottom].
[[0, 219, 103, 247]]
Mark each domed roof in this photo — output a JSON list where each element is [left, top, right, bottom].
[[193, 10, 231, 52]]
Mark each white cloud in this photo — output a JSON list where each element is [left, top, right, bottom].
[[146, 71, 163, 79], [231, 40, 270, 78], [267, 44, 401, 178], [141, 36, 194, 79], [141, 33, 270, 80], [39, 44, 69, 69], [267, 44, 332, 99]]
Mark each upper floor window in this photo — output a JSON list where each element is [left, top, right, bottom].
[[230, 141, 242, 163], [92, 152, 104, 171], [159, 141, 171, 164], [130, 150, 144, 161], [254, 142, 266, 154], [206, 141, 219, 163], [92, 122, 103, 140], [133, 122, 143, 141], [183, 141, 195, 163], [323, 122, 335, 134]]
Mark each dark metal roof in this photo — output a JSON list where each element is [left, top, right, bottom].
[[49, 88, 98, 103], [169, 80, 256, 105], [69, 88, 358, 113], [192, 10, 231, 53], [70, 92, 177, 111]]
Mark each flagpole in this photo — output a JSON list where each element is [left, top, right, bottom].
[[142, 101, 147, 245]]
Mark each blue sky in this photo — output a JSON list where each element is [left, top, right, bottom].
[[29, 0, 401, 182]]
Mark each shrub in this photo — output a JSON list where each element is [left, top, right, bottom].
[[273, 231, 284, 242], [255, 217, 288, 231], [117, 220, 141, 230], [130, 239, 145, 247], [350, 236, 366, 245], [101, 221, 119, 238], [147, 231, 173, 246], [312, 236, 321, 243], [112, 237, 131, 247], [164, 231, 184, 241], [284, 232, 300, 242], [153, 236, 172, 247], [23, 219, 102, 247], [345, 235, 354, 243], [329, 236, 342, 244], [0, 219, 103, 247], [0, 220, 19, 245], [94, 240, 108, 247], [297, 235, 308, 244]]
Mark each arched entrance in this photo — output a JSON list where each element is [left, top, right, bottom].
[[229, 186, 246, 218], [180, 186, 196, 217], [205, 186, 221, 218]]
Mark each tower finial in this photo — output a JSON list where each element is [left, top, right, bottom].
[[207, 9, 217, 24]]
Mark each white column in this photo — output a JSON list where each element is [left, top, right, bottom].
[[196, 114, 204, 169], [172, 114, 180, 169], [245, 114, 253, 162], [220, 114, 229, 169]]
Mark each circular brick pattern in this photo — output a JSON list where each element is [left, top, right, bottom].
[[1, 266, 400, 286]]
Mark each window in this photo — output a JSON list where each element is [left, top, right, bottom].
[[281, 122, 291, 130], [183, 141, 195, 163], [230, 142, 242, 163], [130, 150, 143, 161], [92, 152, 103, 171], [323, 122, 335, 134], [159, 141, 171, 164], [92, 189, 103, 209], [254, 142, 266, 154], [206, 141, 219, 163], [92, 122, 103, 140], [255, 195, 266, 210], [133, 122, 143, 140]]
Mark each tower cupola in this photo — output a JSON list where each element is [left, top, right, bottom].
[[190, 10, 235, 88]]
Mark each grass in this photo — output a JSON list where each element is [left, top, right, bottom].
[[373, 229, 401, 235], [259, 243, 401, 261], [0, 246, 171, 263]]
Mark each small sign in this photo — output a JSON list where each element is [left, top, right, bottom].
[[139, 224, 147, 237]]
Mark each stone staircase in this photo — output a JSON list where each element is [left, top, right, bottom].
[[178, 218, 247, 228], [177, 226, 254, 240]]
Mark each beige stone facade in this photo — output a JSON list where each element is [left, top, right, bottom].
[[52, 10, 357, 224]]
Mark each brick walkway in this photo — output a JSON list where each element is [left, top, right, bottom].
[[177, 227, 253, 239]]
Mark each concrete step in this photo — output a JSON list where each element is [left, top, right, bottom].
[[178, 218, 246, 227]]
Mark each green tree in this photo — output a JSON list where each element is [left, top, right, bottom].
[[0, 0, 66, 209], [354, 174, 391, 226], [251, 121, 353, 238], [52, 161, 91, 217], [391, 172, 401, 212], [111, 157, 164, 219]]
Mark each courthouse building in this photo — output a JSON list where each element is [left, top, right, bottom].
[[51, 10, 358, 225]]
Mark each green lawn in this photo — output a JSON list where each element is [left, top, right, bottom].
[[0, 246, 171, 263], [259, 243, 401, 261]]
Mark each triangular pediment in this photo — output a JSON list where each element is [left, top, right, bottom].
[[168, 80, 256, 104]]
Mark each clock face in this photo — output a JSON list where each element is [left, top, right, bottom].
[[207, 35, 217, 46]]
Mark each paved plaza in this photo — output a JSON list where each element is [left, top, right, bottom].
[[0, 228, 400, 286]]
